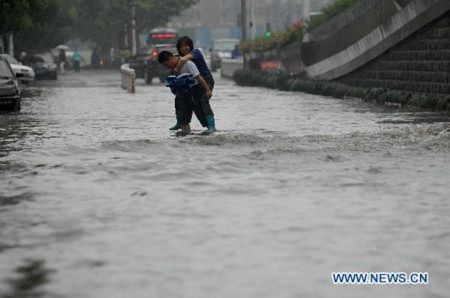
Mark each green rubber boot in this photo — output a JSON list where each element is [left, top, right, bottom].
[[202, 115, 216, 135]]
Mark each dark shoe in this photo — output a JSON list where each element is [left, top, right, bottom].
[[176, 124, 191, 136], [169, 122, 181, 130]]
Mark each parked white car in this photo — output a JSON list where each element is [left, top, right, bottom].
[[0, 56, 21, 111], [0, 54, 35, 83]]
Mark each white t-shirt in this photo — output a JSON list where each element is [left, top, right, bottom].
[[179, 60, 199, 85]]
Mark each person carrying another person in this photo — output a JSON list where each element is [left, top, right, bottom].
[[171, 36, 216, 135], [158, 50, 214, 136]]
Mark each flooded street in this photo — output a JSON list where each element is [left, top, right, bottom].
[[1, 70, 449, 298]]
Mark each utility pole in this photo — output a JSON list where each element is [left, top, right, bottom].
[[302, 0, 311, 21], [124, 23, 128, 48], [249, 0, 255, 40], [241, 0, 248, 40], [241, 0, 248, 69], [131, 3, 137, 56]]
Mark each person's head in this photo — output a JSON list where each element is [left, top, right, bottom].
[[158, 51, 178, 68], [176, 36, 194, 57]]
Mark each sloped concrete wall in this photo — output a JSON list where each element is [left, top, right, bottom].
[[303, 0, 450, 81], [303, 0, 399, 66], [340, 11, 450, 94]]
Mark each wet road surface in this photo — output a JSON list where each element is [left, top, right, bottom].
[[0, 70, 449, 298]]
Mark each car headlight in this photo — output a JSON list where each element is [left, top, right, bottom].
[[0, 86, 18, 96]]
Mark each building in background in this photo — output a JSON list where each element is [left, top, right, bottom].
[[169, 0, 334, 48], [169, 0, 240, 49]]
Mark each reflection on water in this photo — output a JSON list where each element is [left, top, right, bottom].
[[0, 192, 34, 207], [0, 71, 449, 298], [0, 259, 55, 298]]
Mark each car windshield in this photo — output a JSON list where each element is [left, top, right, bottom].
[[147, 33, 178, 46], [31, 55, 53, 63], [214, 41, 237, 51], [0, 60, 13, 78], [2, 54, 19, 65], [31, 56, 45, 63]]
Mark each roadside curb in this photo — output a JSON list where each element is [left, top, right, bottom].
[[233, 69, 450, 112]]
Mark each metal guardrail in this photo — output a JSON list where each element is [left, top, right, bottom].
[[120, 63, 136, 93]]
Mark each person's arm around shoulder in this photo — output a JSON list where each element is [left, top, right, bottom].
[[174, 54, 195, 75]]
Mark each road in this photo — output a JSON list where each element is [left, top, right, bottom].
[[0, 70, 449, 298]]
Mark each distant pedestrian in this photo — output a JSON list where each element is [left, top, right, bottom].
[[231, 44, 242, 59], [73, 49, 82, 72], [19, 51, 29, 65], [91, 48, 100, 68], [58, 49, 66, 74]]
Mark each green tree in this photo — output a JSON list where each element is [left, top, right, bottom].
[[135, 0, 199, 33], [2, 0, 198, 56], [0, 0, 48, 34], [14, 0, 79, 55], [75, 0, 198, 51], [75, 0, 129, 51]]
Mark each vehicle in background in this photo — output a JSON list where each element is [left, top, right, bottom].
[[0, 54, 35, 84], [0, 56, 21, 111], [196, 47, 211, 69], [129, 28, 177, 84], [28, 54, 58, 80], [210, 38, 239, 72]]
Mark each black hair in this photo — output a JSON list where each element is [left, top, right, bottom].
[[176, 36, 194, 55], [158, 51, 174, 64]]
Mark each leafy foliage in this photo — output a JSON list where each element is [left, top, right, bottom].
[[75, 0, 198, 50], [0, 0, 49, 34], [135, 0, 199, 32], [2, 0, 198, 55], [306, 0, 364, 32], [240, 21, 304, 53], [14, 0, 79, 54]]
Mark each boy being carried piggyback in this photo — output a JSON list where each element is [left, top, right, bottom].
[[158, 51, 214, 135]]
